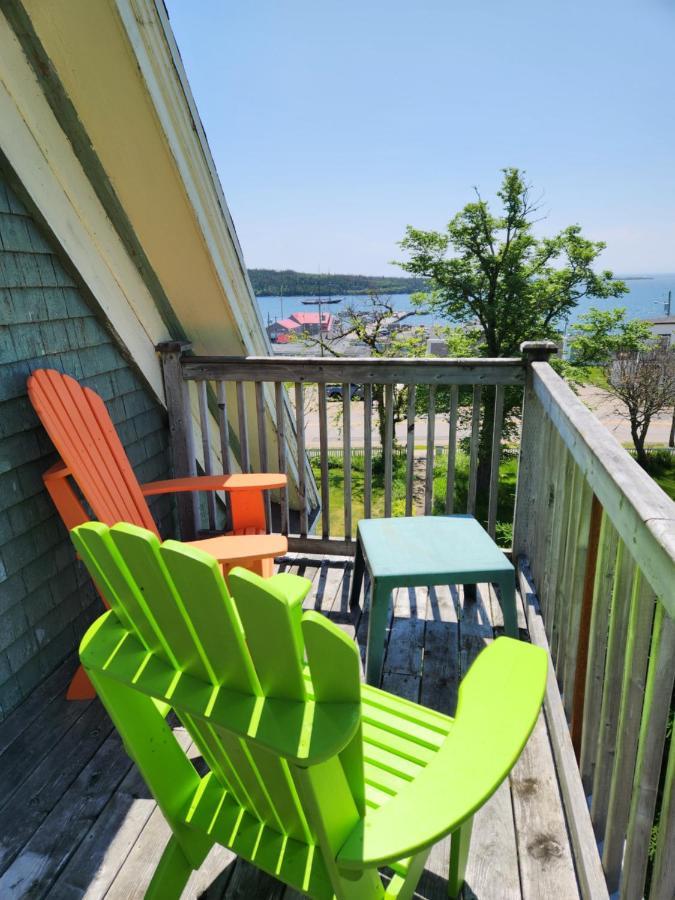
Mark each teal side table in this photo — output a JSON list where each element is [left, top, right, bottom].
[[349, 516, 518, 685]]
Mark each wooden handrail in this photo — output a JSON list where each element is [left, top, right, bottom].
[[531, 361, 675, 614], [180, 355, 526, 385]]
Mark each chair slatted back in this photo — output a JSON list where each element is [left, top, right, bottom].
[[28, 369, 157, 533], [71, 522, 362, 845]]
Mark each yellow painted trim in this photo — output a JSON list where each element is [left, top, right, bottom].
[[0, 9, 168, 402]]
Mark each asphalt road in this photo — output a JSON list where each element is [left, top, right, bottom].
[[294, 384, 672, 450]]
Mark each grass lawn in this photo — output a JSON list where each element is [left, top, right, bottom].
[[643, 451, 675, 500], [309, 443, 673, 546], [310, 451, 518, 546]]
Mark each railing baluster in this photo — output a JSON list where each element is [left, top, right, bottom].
[[424, 385, 436, 516], [342, 384, 352, 540], [561, 478, 594, 719], [487, 384, 505, 538], [621, 606, 675, 899], [274, 381, 289, 535], [255, 381, 271, 530], [236, 380, 250, 474], [549, 453, 577, 661], [537, 419, 562, 616], [445, 384, 458, 514], [530, 413, 554, 602], [384, 383, 394, 518], [197, 380, 216, 531], [318, 381, 330, 539], [467, 384, 481, 515], [216, 381, 231, 475], [579, 516, 619, 791], [591, 541, 635, 835], [602, 571, 656, 892], [216, 380, 232, 532], [294, 382, 308, 537], [650, 722, 675, 899], [570, 493, 603, 757], [405, 384, 416, 516], [363, 384, 372, 519], [557, 471, 591, 691]]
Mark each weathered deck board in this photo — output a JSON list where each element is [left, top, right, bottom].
[[0, 731, 132, 897], [0, 700, 114, 874], [0, 556, 582, 900], [511, 713, 579, 900]]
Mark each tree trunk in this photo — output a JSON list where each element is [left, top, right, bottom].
[[669, 407, 675, 448], [372, 385, 387, 451], [631, 419, 649, 468]]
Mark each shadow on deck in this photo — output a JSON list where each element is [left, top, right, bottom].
[[0, 556, 581, 899]]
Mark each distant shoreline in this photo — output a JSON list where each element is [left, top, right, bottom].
[[249, 268, 427, 298]]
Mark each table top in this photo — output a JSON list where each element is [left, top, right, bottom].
[[356, 515, 512, 581]]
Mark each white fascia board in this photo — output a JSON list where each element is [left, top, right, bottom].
[[0, 9, 169, 404]]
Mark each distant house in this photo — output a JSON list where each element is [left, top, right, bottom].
[[646, 316, 675, 349], [267, 318, 303, 341], [267, 311, 334, 341]]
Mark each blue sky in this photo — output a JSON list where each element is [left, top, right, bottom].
[[165, 0, 674, 276]]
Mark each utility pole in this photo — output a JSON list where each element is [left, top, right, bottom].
[[653, 290, 672, 317]]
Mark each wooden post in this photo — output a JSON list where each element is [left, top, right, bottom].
[[512, 341, 558, 560], [156, 341, 199, 540]]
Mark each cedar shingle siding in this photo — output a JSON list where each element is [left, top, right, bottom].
[[0, 173, 173, 720]]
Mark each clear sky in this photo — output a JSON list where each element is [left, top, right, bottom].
[[165, 0, 675, 277]]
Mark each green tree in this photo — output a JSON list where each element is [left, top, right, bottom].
[[607, 349, 675, 467], [293, 294, 429, 446], [566, 307, 652, 367], [398, 167, 628, 492], [399, 168, 627, 355]]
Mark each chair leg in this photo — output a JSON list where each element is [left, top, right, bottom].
[[66, 664, 96, 700], [146, 835, 194, 900], [384, 849, 430, 899], [448, 816, 473, 899], [365, 581, 391, 686]]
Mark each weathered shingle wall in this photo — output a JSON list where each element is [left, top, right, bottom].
[[0, 173, 174, 720]]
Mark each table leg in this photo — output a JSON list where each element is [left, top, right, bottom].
[[496, 572, 518, 638], [365, 579, 391, 686], [349, 537, 365, 610]]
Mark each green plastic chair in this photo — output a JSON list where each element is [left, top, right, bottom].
[[73, 521, 547, 899]]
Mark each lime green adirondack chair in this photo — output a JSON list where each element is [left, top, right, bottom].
[[73, 521, 547, 900]]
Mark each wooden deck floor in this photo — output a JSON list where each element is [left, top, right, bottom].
[[0, 556, 581, 899]]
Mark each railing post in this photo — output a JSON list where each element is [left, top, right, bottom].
[[513, 340, 558, 560], [156, 341, 199, 540]]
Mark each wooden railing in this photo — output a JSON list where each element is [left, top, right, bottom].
[[157, 343, 525, 554], [157, 340, 674, 898], [514, 343, 675, 900]]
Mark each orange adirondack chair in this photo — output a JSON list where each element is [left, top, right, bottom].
[[28, 368, 288, 699]]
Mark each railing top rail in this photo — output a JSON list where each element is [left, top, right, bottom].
[[531, 360, 675, 615], [179, 355, 526, 386]]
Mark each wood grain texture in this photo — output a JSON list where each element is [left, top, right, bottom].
[[531, 361, 675, 613], [182, 356, 526, 385]]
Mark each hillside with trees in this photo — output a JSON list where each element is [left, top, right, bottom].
[[248, 268, 427, 297]]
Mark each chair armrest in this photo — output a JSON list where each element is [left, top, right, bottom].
[[338, 638, 547, 869], [42, 459, 90, 530], [140, 474, 287, 496], [43, 459, 71, 480]]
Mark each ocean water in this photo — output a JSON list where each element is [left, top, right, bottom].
[[256, 274, 675, 331]]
